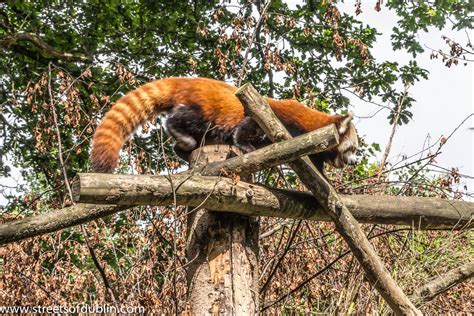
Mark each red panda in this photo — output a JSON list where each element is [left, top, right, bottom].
[[91, 77, 358, 173]]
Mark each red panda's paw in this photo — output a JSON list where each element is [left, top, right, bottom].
[[173, 144, 192, 162]]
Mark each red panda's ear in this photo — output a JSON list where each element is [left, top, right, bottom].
[[338, 112, 354, 134]]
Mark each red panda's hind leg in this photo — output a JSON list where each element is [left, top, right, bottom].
[[166, 104, 234, 161], [172, 144, 192, 162], [166, 106, 200, 153]]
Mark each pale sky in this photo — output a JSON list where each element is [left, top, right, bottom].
[[1, 2, 472, 205], [336, 2, 473, 198]]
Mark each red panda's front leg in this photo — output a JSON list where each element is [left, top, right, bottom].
[[233, 117, 270, 153]]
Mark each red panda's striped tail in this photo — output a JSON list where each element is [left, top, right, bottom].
[[91, 80, 171, 173]]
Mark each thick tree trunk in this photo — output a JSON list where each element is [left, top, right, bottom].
[[185, 145, 259, 314]]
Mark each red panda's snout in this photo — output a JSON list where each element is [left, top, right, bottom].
[[327, 146, 358, 169], [343, 151, 358, 165]]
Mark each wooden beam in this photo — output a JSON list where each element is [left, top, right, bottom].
[[0, 204, 129, 245], [71, 173, 473, 230], [1, 174, 472, 245], [197, 124, 338, 176], [235, 83, 422, 315]]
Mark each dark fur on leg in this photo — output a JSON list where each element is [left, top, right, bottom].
[[173, 144, 191, 162], [233, 117, 270, 153], [166, 106, 199, 151], [166, 104, 235, 160], [309, 154, 326, 176]]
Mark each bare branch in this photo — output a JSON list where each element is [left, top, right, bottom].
[[411, 261, 474, 305], [48, 62, 74, 203], [237, 0, 271, 85], [399, 113, 474, 195], [48, 63, 119, 307], [377, 84, 410, 181], [1, 32, 91, 62]]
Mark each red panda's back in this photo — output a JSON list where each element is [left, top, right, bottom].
[[267, 99, 339, 132], [164, 77, 245, 129]]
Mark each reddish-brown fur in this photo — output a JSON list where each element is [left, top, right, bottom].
[[92, 77, 351, 172]]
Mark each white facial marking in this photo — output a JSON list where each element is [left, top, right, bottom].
[[332, 122, 358, 168], [337, 138, 353, 153], [344, 152, 357, 165]]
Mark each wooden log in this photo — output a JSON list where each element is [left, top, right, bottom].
[[2, 174, 472, 245], [185, 145, 259, 315], [71, 173, 473, 229], [235, 83, 422, 315], [198, 124, 339, 176], [0, 204, 129, 244]]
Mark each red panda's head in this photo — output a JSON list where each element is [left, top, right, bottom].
[[326, 113, 359, 168]]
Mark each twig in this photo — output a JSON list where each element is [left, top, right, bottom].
[[157, 124, 179, 314], [259, 230, 336, 283], [18, 270, 60, 305], [259, 219, 292, 239], [47, 63, 120, 310], [237, 0, 271, 85], [47, 63, 74, 204], [260, 220, 302, 294], [80, 224, 119, 307], [254, 0, 275, 97], [377, 84, 410, 181], [398, 113, 474, 195]]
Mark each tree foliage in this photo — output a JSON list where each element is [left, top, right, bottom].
[[2, 0, 471, 192], [0, 0, 472, 313]]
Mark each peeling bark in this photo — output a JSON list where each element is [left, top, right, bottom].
[[185, 145, 259, 314]]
